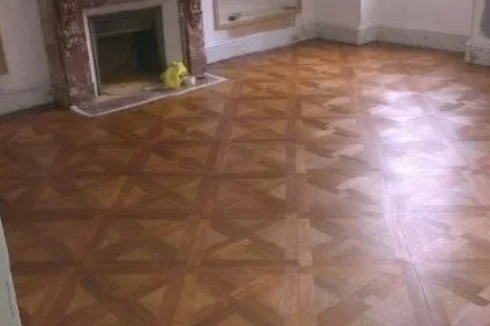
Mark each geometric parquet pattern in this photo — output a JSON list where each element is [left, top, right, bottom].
[[2, 40, 490, 325]]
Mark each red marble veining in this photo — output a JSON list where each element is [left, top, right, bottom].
[[37, 0, 206, 107]]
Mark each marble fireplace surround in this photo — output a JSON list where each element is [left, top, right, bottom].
[[38, 0, 207, 107]]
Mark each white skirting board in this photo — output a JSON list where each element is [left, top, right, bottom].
[[0, 82, 53, 115], [318, 24, 468, 52], [465, 42, 490, 66], [205, 24, 318, 64], [318, 24, 378, 45]]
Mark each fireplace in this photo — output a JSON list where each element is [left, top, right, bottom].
[[89, 7, 166, 97], [37, 0, 207, 108]]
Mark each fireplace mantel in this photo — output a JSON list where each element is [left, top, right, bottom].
[[37, 0, 207, 107]]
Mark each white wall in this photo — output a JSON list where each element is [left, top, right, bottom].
[[316, 0, 472, 36], [203, 0, 317, 62], [316, 0, 473, 50], [0, 0, 52, 114], [360, 0, 380, 29], [378, 0, 473, 36], [316, 0, 361, 28]]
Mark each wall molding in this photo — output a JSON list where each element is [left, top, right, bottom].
[[0, 82, 53, 115], [465, 42, 490, 66], [205, 23, 318, 63], [318, 23, 468, 52]]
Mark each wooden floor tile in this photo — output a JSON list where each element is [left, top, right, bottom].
[[175, 267, 297, 326], [2, 40, 490, 325], [400, 212, 490, 262], [418, 265, 490, 326], [299, 264, 432, 326]]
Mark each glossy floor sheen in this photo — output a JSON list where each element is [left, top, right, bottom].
[[2, 40, 490, 326]]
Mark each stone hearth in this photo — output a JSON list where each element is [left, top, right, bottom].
[[37, 0, 207, 108]]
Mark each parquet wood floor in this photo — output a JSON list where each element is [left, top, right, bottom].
[[2, 40, 490, 325]]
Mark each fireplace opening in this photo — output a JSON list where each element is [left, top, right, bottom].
[[89, 7, 165, 98]]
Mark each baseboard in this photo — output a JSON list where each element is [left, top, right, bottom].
[[377, 26, 467, 52], [205, 24, 318, 64], [465, 42, 490, 66], [0, 82, 53, 115], [318, 23, 467, 52], [358, 26, 379, 45], [318, 24, 377, 45]]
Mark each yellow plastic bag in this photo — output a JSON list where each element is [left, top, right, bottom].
[[161, 61, 189, 90]]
